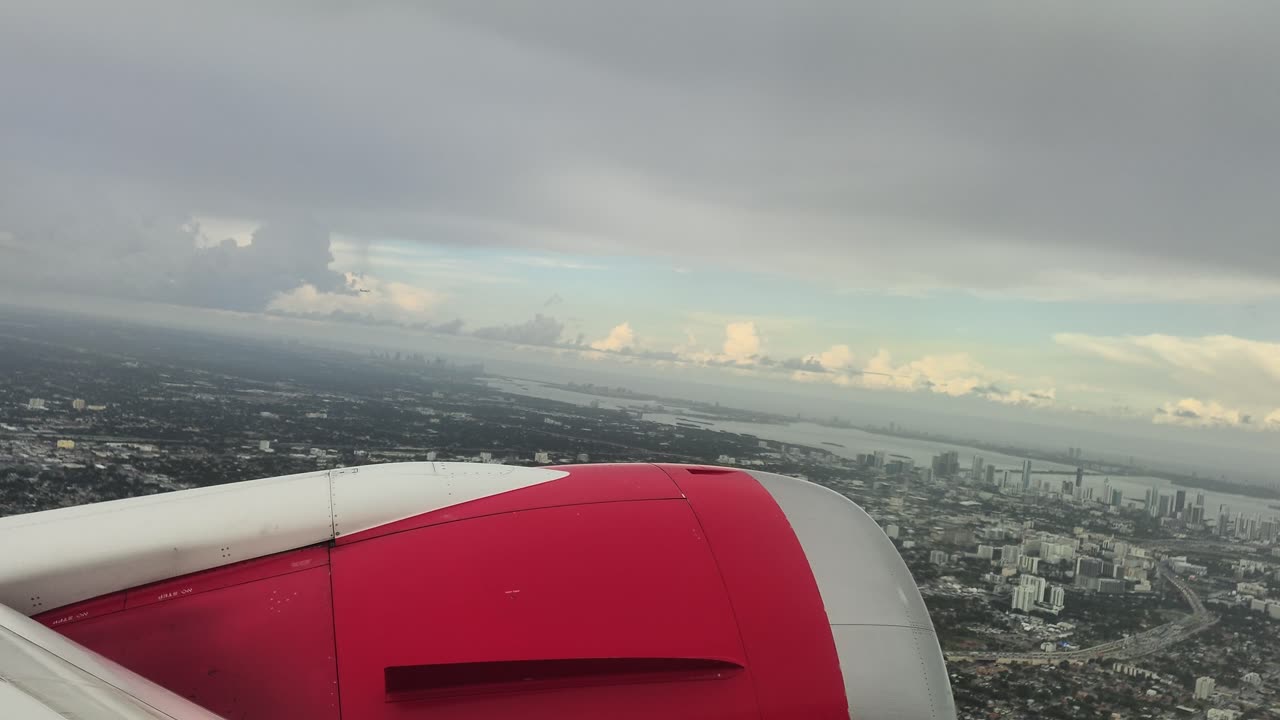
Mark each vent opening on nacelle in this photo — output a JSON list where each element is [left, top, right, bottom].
[[384, 657, 743, 702]]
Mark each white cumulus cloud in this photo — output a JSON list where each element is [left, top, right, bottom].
[[1153, 398, 1254, 429], [1054, 332, 1280, 419], [590, 322, 636, 352], [1054, 333, 1280, 379], [268, 272, 442, 323], [801, 348, 1058, 408], [859, 350, 995, 396], [722, 321, 761, 363], [984, 387, 1058, 408], [804, 344, 856, 371]]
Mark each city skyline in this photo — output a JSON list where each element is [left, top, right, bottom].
[[4, 316, 1277, 718]]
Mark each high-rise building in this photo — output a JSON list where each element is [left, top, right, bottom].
[[1049, 586, 1066, 609], [1011, 584, 1038, 612], [931, 451, 959, 478], [1042, 542, 1075, 563], [1018, 555, 1041, 574], [1143, 488, 1156, 516], [1261, 520, 1278, 543], [977, 545, 995, 560], [873, 450, 887, 468], [258, 440, 271, 452], [1157, 494, 1171, 517], [1019, 574, 1047, 603], [1098, 578, 1126, 593], [1175, 490, 1187, 514], [1237, 515, 1260, 540], [1196, 492, 1206, 508], [1194, 676, 1216, 700], [1001, 545, 1022, 567], [986, 465, 996, 485], [1021, 460, 1033, 490], [71, 398, 86, 410], [1076, 557, 1104, 578], [971, 455, 984, 480], [884, 524, 900, 539], [26, 398, 46, 410], [1110, 489, 1124, 507], [929, 550, 948, 565]]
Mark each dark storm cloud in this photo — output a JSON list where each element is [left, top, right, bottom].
[[0, 179, 346, 310], [473, 314, 565, 346], [780, 357, 829, 373], [3, 1, 1280, 304], [419, 318, 464, 335], [178, 221, 348, 312]]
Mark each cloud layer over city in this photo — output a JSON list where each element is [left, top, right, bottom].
[[2, 1, 1279, 435]]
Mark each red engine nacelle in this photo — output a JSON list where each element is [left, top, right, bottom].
[[33, 464, 953, 719]]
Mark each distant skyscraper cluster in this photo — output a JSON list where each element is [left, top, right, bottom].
[[931, 451, 959, 478], [1009, 574, 1066, 613], [1141, 485, 1218, 527]]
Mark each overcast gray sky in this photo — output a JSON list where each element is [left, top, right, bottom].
[[3, 1, 1280, 443]]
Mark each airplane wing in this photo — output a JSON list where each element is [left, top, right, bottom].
[[0, 603, 223, 719], [0, 462, 954, 719]]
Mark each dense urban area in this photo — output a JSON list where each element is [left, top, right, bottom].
[[3, 311, 1280, 719]]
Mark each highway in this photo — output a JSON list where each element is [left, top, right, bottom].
[[947, 560, 1216, 665]]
